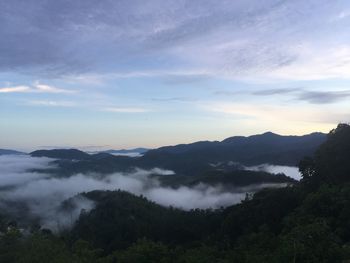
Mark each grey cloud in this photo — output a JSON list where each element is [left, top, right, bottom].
[[252, 88, 350, 104], [213, 88, 299, 97], [296, 90, 350, 104], [252, 88, 301, 96]]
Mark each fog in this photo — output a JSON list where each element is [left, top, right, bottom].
[[0, 155, 56, 187], [245, 164, 301, 180], [0, 155, 286, 230], [109, 152, 143, 157]]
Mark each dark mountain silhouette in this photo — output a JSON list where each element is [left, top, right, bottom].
[[31, 149, 91, 160], [0, 149, 25, 155], [137, 132, 326, 174], [29, 132, 326, 176], [146, 132, 326, 165]]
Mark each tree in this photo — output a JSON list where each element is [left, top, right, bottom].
[[113, 239, 171, 263], [299, 124, 350, 184]]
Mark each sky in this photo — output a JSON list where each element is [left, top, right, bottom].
[[1, 0, 350, 151]]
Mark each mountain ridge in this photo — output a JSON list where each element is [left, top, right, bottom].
[[27, 131, 326, 177]]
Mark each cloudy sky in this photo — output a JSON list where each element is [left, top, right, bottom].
[[1, 0, 350, 150]]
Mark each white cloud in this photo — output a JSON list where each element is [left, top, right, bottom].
[[0, 86, 31, 93], [0, 83, 76, 94], [108, 152, 144, 157], [0, 154, 56, 187], [244, 164, 301, 180], [34, 83, 76, 94]]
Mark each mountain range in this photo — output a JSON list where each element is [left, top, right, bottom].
[[27, 131, 326, 178]]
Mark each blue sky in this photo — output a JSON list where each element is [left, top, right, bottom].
[[1, 0, 350, 151]]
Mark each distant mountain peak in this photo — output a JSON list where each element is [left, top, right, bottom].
[[30, 148, 91, 160], [221, 132, 281, 144], [260, 131, 279, 136]]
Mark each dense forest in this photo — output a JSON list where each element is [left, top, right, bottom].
[[1, 124, 350, 262]]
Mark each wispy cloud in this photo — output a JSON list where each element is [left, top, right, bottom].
[[28, 100, 76, 107], [252, 88, 301, 96], [1, 1, 348, 81], [151, 97, 196, 102], [0, 86, 31, 93], [296, 90, 350, 104], [68, 70, 211, 86], [34, 83, 76, 94], [266, 46, 350, 80], [252, 88, 350, 104], [0, 83, 76, 94], [213, 90, 242, 96], [102, 107, 150, 113]]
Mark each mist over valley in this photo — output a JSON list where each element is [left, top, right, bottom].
[[0, 131, 314, 231]]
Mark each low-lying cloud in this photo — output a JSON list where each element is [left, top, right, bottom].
[[245, 164, 301, 180], [0, 155, 285, 231], [108, 152, 144, 157], [0, 155, 56, 187]]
